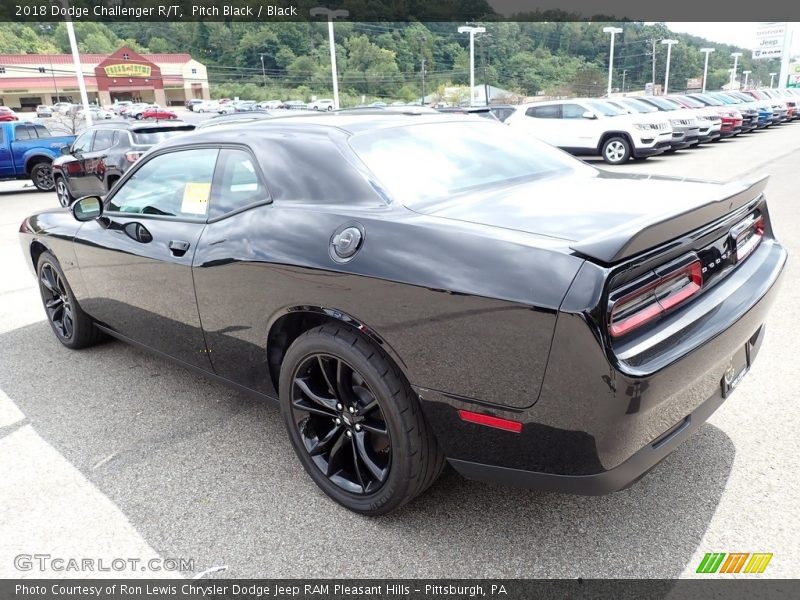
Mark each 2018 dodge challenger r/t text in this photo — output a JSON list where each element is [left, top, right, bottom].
[[19, 114, 786, 515]]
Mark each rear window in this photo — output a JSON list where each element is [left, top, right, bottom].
[[350, 121, 587, 206], [33, 125, 52, 138], [131, 126, 194, 145]]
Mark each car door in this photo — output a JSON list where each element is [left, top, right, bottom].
[[80, 128, 116, 196], [558, 102, 597, 151], [0, 128, 12, 178], [72, 147, 219, 369], [61, 130, 95, 198]]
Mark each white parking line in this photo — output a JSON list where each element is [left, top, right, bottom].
[[0, 389, 181, 579]]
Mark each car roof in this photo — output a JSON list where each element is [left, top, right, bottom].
[[89, 120, 194, 131], [158, 112, 481, 147]]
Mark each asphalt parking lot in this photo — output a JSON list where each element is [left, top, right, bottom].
[[1, 123, 799, 580]]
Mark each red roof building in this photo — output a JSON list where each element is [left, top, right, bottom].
[[0, 45, 209, 110]]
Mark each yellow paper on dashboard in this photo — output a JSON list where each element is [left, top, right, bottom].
[[181, 182, 211, 215]]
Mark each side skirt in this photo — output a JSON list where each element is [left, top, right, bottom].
[[93, 324, 280, 406]]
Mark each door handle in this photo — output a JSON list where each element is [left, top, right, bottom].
[[168, 240, 190, 256]]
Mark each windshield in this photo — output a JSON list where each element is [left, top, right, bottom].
[[643, 97, 680, 111], [586, 100, 626, 116], [677, 95, 707, 108], [710, 93, 739, 104], [349, 121, 588, 206], [132, 126, 195, 145], [620, 99, 657, 113]]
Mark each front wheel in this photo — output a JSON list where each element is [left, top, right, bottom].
[[279, 325, 445, 515], [601, 136, 632, 165], [31, 162, 55, 191], [37, 252, 103, 349]]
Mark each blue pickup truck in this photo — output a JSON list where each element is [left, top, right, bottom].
[[0, 122, 75, 191]]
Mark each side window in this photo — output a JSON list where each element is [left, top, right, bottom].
[[526, 105, 560, 119], [92, 129, 115, 151], [209, 149, 268, 219], [107, 148, 219, 219], [14, 125, 32, 140], [561, 104, 586, 119], [72, 131, 94, 154]]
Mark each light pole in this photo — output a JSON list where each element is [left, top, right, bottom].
[[661, 39, 678, 95], [603, 26, 622, 97], [310, 6, 349, 110], [770, 72, 778, 87], [259, 54, 267, 90], [458, 25, 486, 106], [700, 47, 715, 93], [742, 70, 751, 90], [730, 52, 742, 90], [418, 35, 427, 105]]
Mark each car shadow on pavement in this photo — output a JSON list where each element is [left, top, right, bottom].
[[0, 321, 734, 579]]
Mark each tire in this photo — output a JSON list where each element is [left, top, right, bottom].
[[55, 176, 74, 208], [279, 325, 445, 515], [601, 136, 631, 165], [30, 162, 55, 191], [37, 252, 103, 349]]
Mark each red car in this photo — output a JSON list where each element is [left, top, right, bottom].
[[0, 107, 19, 122], [141, 107, 178, 120]]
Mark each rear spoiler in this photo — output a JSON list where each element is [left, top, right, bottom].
[[570, 174, 769, 264]]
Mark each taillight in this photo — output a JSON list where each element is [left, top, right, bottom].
[[609, 258, 702, 338], [125, 151, 145, 163], [732, 215, 764, 262]]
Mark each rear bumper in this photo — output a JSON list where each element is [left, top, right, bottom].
[[449, 374, 733, 495], [419, 239, 787, 495]]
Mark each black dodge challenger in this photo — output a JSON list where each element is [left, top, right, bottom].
[[19, 114, 786, 514]]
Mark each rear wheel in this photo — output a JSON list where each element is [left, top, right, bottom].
[[37, 252, 103, 349], [31, 162, 55, 191], [279, 325, 445, 515], [55, 177, 74, 208], [601, 136, 631, 165]]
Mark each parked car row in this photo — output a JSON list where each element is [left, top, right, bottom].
[[496, 88, 800, 165], [106, 102, 178, 121], [186, 98, 335, 113]]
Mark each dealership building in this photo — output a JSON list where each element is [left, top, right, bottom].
[[0, 46, 209, 110]]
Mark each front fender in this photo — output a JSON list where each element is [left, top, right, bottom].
[[21, 150, 58, 174]]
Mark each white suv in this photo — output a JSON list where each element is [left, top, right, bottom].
[[311, 98, 335, 111], [505, 98, 673, 164]]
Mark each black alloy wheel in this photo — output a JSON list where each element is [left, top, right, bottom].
[[289, 353, 391, 495], [31, 162, 55, 191], [37, 252, 103, 349], [39, 262, 74, 340], [279, 325, 445, 515]]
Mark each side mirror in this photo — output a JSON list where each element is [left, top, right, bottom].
[[72, 196, 103, 221], [582, 111, 597, 120], [60, 145, 71, 155]]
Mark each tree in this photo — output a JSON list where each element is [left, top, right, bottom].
[[147, 37, 169, 53]]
